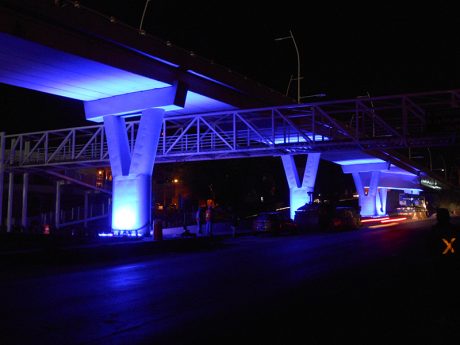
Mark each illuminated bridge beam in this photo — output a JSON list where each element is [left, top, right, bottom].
[[84, 82, 187, 121]]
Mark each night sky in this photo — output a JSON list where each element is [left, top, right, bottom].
[[1, 2, 459, 211], [1, 2, 459, 133]]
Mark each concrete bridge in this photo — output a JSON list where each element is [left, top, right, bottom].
[[1, 0, 459, 234]]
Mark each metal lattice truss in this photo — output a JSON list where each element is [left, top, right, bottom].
[[2, 89, 460, 168]]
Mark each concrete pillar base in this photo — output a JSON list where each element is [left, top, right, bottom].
[[112, 174, 151, 235]]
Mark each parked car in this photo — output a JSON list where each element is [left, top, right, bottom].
[[252, 211, 297, 234], [392, 206, 428, 220], [329, 206, 361, 231], [295, 200, 361, 232]]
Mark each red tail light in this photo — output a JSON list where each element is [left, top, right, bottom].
[[332, 218, 342, 227]]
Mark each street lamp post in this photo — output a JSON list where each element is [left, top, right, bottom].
[[275, 30, 301, 104], [138, 0, 151, 34]]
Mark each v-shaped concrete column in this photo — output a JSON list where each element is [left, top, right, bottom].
[[104, 108, 164, 235], [282, 153, 321, 220], [352, 171, 385, 217]]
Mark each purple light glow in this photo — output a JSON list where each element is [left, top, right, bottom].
[[0, 33, 170, 101], [334, 158, 385, 165], [1, 34, 236, 119]]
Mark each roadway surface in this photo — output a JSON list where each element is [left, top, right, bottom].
[[1, 219, 459, 345]]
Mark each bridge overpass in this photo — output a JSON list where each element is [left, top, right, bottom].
[[2, 90, 460, 167], [1, 89, 459, 230], [1, 0, 459, 234]]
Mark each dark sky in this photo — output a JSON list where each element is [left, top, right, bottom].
[[81, 1, 460, 98], [1, 1, 459, 133], [1, 1, 458, 210]]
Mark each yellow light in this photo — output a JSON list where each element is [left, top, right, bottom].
[[173, 178, 179, 183]]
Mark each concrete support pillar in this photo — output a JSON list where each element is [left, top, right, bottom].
[[0, 132, 5, 228], [6, 172, 14, 232], [353, 171, 381, 217], [21, 172, 29, 229], [55, 180, 61, 229], [104, 108, 164, 235], [282, 153, 321, 220]]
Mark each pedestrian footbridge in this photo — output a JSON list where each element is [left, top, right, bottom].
[[1, 89, 459, 231], [1, 0, 459, 234]]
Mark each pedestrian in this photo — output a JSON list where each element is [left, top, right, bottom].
[[205, 205, 213, 237], [196, 206, 202, 234]]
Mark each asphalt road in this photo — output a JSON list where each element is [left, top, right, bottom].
[[1, 219, 459, 345]]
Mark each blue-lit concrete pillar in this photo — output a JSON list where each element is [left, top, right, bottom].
[[282, 153, 321, 220], [104, 108, 164, 235], [353, 171, 381, 217]]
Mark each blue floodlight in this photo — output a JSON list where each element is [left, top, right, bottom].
[[334, 158, 385, 165]]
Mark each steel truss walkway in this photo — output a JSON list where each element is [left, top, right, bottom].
[[2, 89, 460, 169]]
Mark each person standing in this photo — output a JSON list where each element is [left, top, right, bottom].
[[195, 206, 202, 234], [205, 205, 213, 237]]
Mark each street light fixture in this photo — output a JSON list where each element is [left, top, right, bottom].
[[300, 93, 327, 100], [275, 30, 301, 104]]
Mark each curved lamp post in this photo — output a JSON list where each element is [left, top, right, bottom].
[[275, 30, 301, 104]]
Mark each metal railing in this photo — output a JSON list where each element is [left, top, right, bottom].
[[2, 89, 459, 168]]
